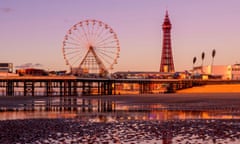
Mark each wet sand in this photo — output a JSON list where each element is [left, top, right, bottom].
[[0, 118, 239, 143], [0, 85, 240, 143], [1, 91, 240, 111]]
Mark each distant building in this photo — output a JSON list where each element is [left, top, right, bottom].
[[71, 67, 85, 76], [113, 71, 174, 79], [193, 64, 240, 80], [71, 67, 106, 77], [231, 64, 240, 80], [0, 63, 13, 73], [49, 70, 67, 76], [16, 68, 48, 76]]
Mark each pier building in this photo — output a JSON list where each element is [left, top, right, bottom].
[[16, 68, 48, 76], [193, 64, 240, 80], [0, 63, 13, 73]]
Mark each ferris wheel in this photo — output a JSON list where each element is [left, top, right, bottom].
[[62, 19, 120, 76]]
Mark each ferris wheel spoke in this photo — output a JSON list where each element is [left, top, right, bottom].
[[96, 46, 117, 49], [70, 31, 88, 47], [96, 40, 118, 47], [95, 30, 110, 44], [68, 57, 81, 65], [86, 21, 93, 43], [95, 35, 116, 46], [64, 47, 84, 50], [75, 27, 89, 46], [94, 24, 111, 43], [97, 54, 112, 65], [89, 22, 98, 42], [91, 22, 103, 44], [71, 55, 83, 66], [97, 50, 115, 60], [95, 48, 116, 55], [96, 50, 116, 55], [80, 24, 91, 44], [67, 52, 84, 62], [64, 41, 83, 47], [92, 22, 100, 44], [93, 25, 105, 45], [64, 44, 85, 50], [65, 50, 82, 56], [75, 24, 89, 44], [90, 21, 96, 42], [67, 34, 83, 45]]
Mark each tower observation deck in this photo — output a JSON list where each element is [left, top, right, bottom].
[[160, 11, 175, 72]]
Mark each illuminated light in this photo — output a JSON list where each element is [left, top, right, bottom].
[[142, 116, 146, 120], [134, 116, 138, 120], [202, 112, 210, 119]]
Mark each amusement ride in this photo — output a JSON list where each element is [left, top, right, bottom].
[[62, 19, 120, 77]]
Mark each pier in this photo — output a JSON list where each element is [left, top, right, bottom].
[[1, 76, 240, 96], [0, 76, 197, 96]]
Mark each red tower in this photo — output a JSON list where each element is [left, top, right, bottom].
[[160, 11, 175, 72]]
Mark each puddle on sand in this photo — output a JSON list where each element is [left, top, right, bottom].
[[0, 97, 240, 144], [0, 97, 240, 121]]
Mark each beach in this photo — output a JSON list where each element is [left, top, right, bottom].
[[0, 118, 239, 144], [0, 84, 240, 143], [1, 87, 240, 111], [177, 84, 240, 93]]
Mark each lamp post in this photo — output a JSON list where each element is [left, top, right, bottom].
[[201, 52, 205, 73], [211, 49, 216, 75], [193, 56, 197, 74]]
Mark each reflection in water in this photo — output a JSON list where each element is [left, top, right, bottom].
[[0, 97, 240, 121], [0, 97, 240, 144], [0, 111, 77, 121], [43, 97, 116, 113]]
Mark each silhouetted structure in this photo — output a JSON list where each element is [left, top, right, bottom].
[[160, 11, 175, 72]]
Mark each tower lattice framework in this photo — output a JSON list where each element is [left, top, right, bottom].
[[160, 11, 175, 72]]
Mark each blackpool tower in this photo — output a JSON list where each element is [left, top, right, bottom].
[[160, 11, 175, 72]]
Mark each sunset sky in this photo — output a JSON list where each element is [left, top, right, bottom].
[[1, 0, 240, 72]]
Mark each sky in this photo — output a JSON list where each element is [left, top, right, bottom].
[[1, 0, 240, 72]]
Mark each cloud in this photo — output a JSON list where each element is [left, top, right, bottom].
[[15, 63, 44, 69], [0, 8, 14, 13]]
